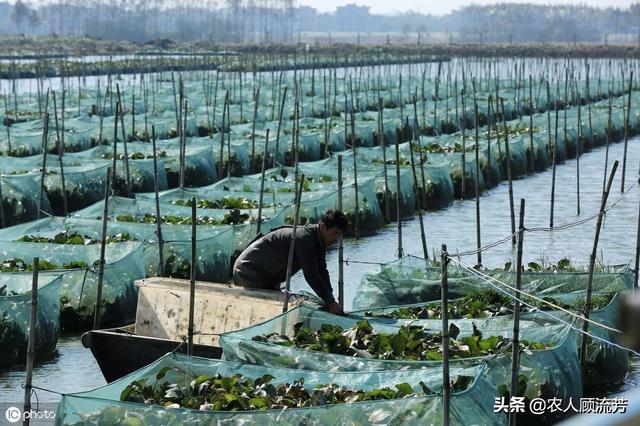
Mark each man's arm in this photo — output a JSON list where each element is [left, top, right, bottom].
[[296, 233, 335, 304]]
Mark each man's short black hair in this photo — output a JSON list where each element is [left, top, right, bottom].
[[319, 209, 349, 232]]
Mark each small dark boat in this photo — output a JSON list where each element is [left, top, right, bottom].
[[82, 277, 301, 382], [82, 325, 222, 382]]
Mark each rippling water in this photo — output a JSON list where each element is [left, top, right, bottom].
[[1, 136, 639, 406]]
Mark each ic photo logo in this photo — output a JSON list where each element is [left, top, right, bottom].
[[4, 407, 21, 423], [4, 406, 56, 423]]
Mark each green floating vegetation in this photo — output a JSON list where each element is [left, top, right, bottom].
[[114, 209, 250, 226], [118, 366, 473, 412], [172, 196, 258, 210], [253, 319, 549, 361], [0, 258, 89, 272], [17, 232, 136, 245], [368, 289, 616, 320]]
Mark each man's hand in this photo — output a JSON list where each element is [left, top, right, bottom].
[[327, 301, 345, 315]]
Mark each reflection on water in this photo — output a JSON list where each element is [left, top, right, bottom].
[[1, 136, 639, 405]]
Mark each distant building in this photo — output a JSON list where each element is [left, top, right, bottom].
[[335, 3, 371, 32]]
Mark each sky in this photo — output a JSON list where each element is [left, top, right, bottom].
[[297, 0, 638, 16]]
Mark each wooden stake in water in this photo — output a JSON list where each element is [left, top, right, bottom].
[[634, 183, 640, 289], [441, 244, 450, 426], [509, 199, 526, 426], [379, 97, 391, 224], [473, 96, 482, 266], [52, 92, 68, 216], [283, 174, 305, 312], [394, 128, 403, 258], [621, 71, 634, 193], [93, 168, 111, 330], [188, 197, 197, 356], [23, 256, 39, 426], [351, 110, 360, 240], [338, 156, 344, 306], [257, 129, 270, 235], [219, 91, 229, 178], [37, 112, 50, 220], [116, 87, 132, 196], [408, 130, 429, 259], [151, 127, 164, 276], [111, 101, 119, 192], [528, 75, 535, 173], [273, 86, 287, 168], [580, 161, 618, 378], [460, 88, 467, 199], [602, 94, 613, 194], [179, 100, 188, 188], [250, 87, 261, 174], [549, 82, 559, 228], [500, 99, 516, 245]]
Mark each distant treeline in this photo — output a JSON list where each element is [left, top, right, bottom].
[[1, 1, 639, 44]]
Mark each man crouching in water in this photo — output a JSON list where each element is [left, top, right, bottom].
[[233, 209, 348, 315]]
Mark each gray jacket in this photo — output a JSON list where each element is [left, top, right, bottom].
[[232, 225, 335, 304]]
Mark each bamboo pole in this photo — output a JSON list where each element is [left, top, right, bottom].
[[394, 128, 403, 258], [529, 75, 535, 173], [576, 77, 582, 216], [549, 82, 559, 228], [188, 197, 197, 356], [509, 199, 525, 426], [283, 174, 305, 312], [379, 97, 391, 224], [408, 121, 428, 260], [441, 244, 450, 426], [179, 100, 188, 188], [473, 87, 482, 266], [634, 184, 640, 289], [500, 99, 516, 245], [111, 101, 119, 192], [23, 257, 39, 426], [37, 112, 50, 220], [219, 91, 229, 178], [257, 129, 270, 235], [413, 93, 429, 211], [621, 71, 633, 193], [580, 161, 619, 377], [351, 109, 360, 240], [603, 94, 613, 194], [338, 156, 344, 307], [3, 93, 11, 155], [250, 87, 260, 174], [93, 167, 111, 330], [273, 86, 287, 167], [52, 92, 68, 216], [151, 126, 164, 276], [460, 88, 467, 199], [486, 95, 492, 188], [0, 175, 5, 228], [116, 87, 132, 197]]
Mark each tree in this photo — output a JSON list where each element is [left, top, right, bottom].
[[11, 0, 39, 33]]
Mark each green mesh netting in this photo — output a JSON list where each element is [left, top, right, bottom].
[[0, 273, 62, 369], [351, 255, 631, 389], [219, 303, 581, 426], [0, 240, 145, 331], [56, 352, 500, 426]]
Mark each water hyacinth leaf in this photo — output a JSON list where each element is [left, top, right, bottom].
[[394, 383, 413, 395], [390, 333, 407, 355], [527, 261, 542, 272], [155, 366, 173, 381]]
